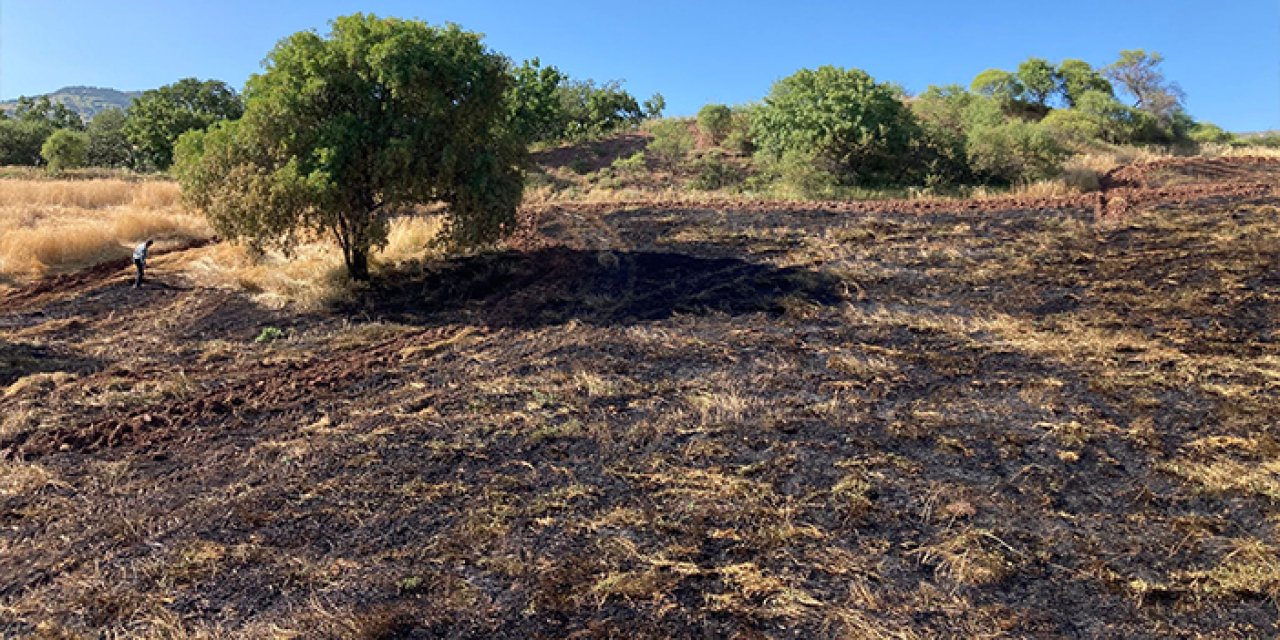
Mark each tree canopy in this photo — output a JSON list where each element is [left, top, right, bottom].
[[970, 69, 1023, 104], [86, 109, 132, 168], [125, 78, 243, 171], [1015, 58, 1057, 107], [752, 66, 918, 186], [1056, 59, 1113, 107], [41, 129, 89, 173], [175, 14, 525, 281]]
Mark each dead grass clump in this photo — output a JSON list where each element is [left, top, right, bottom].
[[1060, 164, 1102, 192], [1217, 146, 1280, 159], [707, 562, 823, 620], [0, 460, 64, 497], [111, 210, 208, 244], [373, 214, 445, 269], [188, 242, 353, 310], [1160, 436, 1280, 500], [0, 224, 129, 274], [911, 528, 1016, 586]]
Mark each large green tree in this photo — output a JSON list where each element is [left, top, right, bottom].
[[12, 96, 84, 131], [1016, 58, 1058, 107], [970, 69, 1024, 104], [175, 14, 525, 281], [0, 119, 53, 165], [1055, 59, 1113, 107], [751, 66, 919, 185], [125, 78, 242, 171], [86, 109, 132, 168]]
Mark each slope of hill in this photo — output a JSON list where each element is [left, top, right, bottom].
[[1, 158, 1279, 637], [0, 86, 142, 119]]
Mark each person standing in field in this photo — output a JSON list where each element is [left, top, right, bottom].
[[132, 239, 154, 288]]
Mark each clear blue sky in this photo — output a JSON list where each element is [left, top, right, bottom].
[[2, 0, 1277, 131]]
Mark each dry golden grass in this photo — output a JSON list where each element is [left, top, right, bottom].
[[0, 178, 205, 278], [0, 179, 179, 209], [181, 214, 443, 310], [185, 242, 351, 310], [374, 214, 445, 268]]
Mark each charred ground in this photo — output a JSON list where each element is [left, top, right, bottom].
[[2, 158, 1279, 638]]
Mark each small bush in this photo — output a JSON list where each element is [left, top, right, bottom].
[[967, 121, 1066, 184], [770, 148, 839, 198], [696, 104, 733, 145], [568, 158, 593, 175], [752, 66, 918, 186], [647, 119, 695, 167], [688, 150, 743, 191], [1042, 109, 1106, 146], [1188, 122, 1234, 145], [41, 129, 90, 174], [723, 106, 756, 155], [610, 151, 647, 174], [255, 327, 285, 344]]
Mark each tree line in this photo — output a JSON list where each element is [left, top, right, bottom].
[[3, 13, 1267, 283], [0, 51, 661, 176], [645, 51, 1248, 197]]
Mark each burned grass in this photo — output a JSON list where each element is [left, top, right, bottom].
[[1, 172, 1279, 636]]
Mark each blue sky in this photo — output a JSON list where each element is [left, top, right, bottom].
[[2, 0, 1277, 131]]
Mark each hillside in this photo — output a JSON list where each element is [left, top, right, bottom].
[[0, 85, 142, 119], [1, 158, 1279, 637]]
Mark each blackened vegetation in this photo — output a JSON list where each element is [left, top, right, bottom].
[[356, 247, 844, 328]]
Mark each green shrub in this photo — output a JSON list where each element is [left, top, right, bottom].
[[126, 78, 242, 171], [86, 109, 132, 168], [688, 150, 743, 191], [1242, 133, 1280, 148], [41, 129, 89, 173], [751, 66, 919, 186], [507, 60, 648, 145], [611, 150, 647, 173], [1041, 108, 1106, 145], [723, 105, 757, 154], [0, 119, 54, 166], [769, 148, 839, 198], [696, 104, 733, 145], [1188, 122, 1234, 145], [970, 69, 1024, 105], [568, 158, 593, 175], [966, 121, 1066, 184], [1016, 58, 1057, 107], [255, 327, 285, 344], [647, 119, 695, 167], [908, 86, 985, 186], [1056, 59, 1113, 107]]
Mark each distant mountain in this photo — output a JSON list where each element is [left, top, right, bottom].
[[0, 86, 144, 120]]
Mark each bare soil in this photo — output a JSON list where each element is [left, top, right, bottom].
[[2, 157, 1279, 638]]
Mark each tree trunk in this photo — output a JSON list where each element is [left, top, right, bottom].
[[348, 246, 370, 282]]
